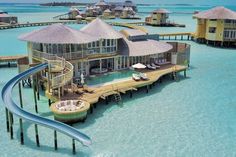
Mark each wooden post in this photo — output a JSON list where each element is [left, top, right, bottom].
[[8, 62, 10, 67], [90, 105, 93, 114], [54, 130, 58, 150], [9, 112, 13, 139], [19, 118, 24, 145], [146, 86, 149, 93], [36, 75, 40, 101], [130, 90, 133, 98], [33, 77, 38, 113], [35, 124, 40, 147], [175, 36, 177, 40], [5, 108, 9, 132], [18, 82, 24, 144], [184, 70, 186, 78], [72, 139, 76, 154], [94, 103, 97, 108], [106, 97, 109, 105], [48, 99, 51, 107], [181, 35, 183, 40]]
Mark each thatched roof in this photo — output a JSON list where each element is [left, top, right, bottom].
[[153, 9, 170, 14], [95, 0, 109, 6], [119, 38, 173, 57], [19, 23, 98, 44], [81, 18, 123, 39], [193, 6, 236, 20]]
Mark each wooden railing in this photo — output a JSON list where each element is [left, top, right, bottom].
[[32, 50, 74, 89]]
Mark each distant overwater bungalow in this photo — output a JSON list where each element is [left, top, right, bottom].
[[145, 9, 185, 27], [193, 6, 236, 47]]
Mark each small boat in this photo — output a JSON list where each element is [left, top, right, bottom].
[[139, 73, 148, 80], [132, 73, 141, 81]]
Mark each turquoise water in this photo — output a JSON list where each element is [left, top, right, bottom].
[[87, 70, 135, 86], [1, 3, 236, 157]]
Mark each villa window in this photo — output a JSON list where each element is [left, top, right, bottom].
[[102, 39, 106, 47], [210, 19, 217, 21], [76, 44, 82, 51], [107, 39, 111, 46], [88, 43, 92, 48], [209, 27, 216, 33], [92, 42, 96, 47]]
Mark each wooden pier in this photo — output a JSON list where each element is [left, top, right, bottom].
[[0, 21, 77, 30], [0, 55, 27, 67], [159, 32, 195, 41]]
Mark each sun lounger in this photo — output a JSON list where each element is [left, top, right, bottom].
[[151, 63, 160, 69], [139, 73, 148, 80], [132, 73, 141, 81], [146, 64, 156, 70]]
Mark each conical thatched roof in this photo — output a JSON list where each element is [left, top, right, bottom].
[[80, 18, 123, 39], [153, 9, 170, 14], [193, 6, 236, 20], [19, 23, 99, 44], [95, 0, 109, 6]]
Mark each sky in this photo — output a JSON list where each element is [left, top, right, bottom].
[[0, 0, 236, 5], [0, 0, 235, 5]]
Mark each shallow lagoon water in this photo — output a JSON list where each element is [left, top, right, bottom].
[[1, 3, 236, 157]]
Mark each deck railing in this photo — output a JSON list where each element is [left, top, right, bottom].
[[32, 50, 74, 89]]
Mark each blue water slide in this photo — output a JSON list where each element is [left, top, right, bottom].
[[1, 63, 92, 146]]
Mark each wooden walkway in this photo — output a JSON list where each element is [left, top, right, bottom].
[[76, 64, 187, 105], [0, 20, 77, 30], [0, 55, 27, 67], [159, 32, 195, 40]]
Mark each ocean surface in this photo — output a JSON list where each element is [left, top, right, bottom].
[[1, 3, 236, 157]]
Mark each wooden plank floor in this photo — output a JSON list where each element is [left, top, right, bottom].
[[76, 64, 187, 105]]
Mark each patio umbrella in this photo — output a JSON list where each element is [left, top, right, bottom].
[[80, 73, 85, 85], [132, 63, 146, 69]]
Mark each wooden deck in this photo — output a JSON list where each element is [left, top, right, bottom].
[[159, 32, 195, 40], [0, 20, 77, 30], [75, 64, 187, 105], [0, 55, 27, 67]]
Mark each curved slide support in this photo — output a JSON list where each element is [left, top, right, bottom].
[[1, 63, 92, 146]]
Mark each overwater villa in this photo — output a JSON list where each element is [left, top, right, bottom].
[[145, 9, 185, 27], [18, 18, 190, 123], [193, 6, 236, 47], [0, 10, 17, 25]]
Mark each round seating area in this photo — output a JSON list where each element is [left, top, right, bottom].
[[51, 100, 90, 124], [55, 100, 85, 112]]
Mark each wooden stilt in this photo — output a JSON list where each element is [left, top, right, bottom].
[[146, 86, 149, 93], [130, 90, 133, 98], [94, 103, 97, 108], [54, 130, 58, 150], [35, 74, 40, 101], [33, 78, 38, 113], [105, 97, 109, 105], [48, 99, 51, 107], [18, 82, 24, 144], [8, 62, 10, 67], [184, 70, 186, 78], [9, 112, 13, 139], [19, 118, 24, 145], [5, 108, 9, 132], [90, 105, 93, 114], [35, 124, 40, 147], [72, 139, 76, 155]]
